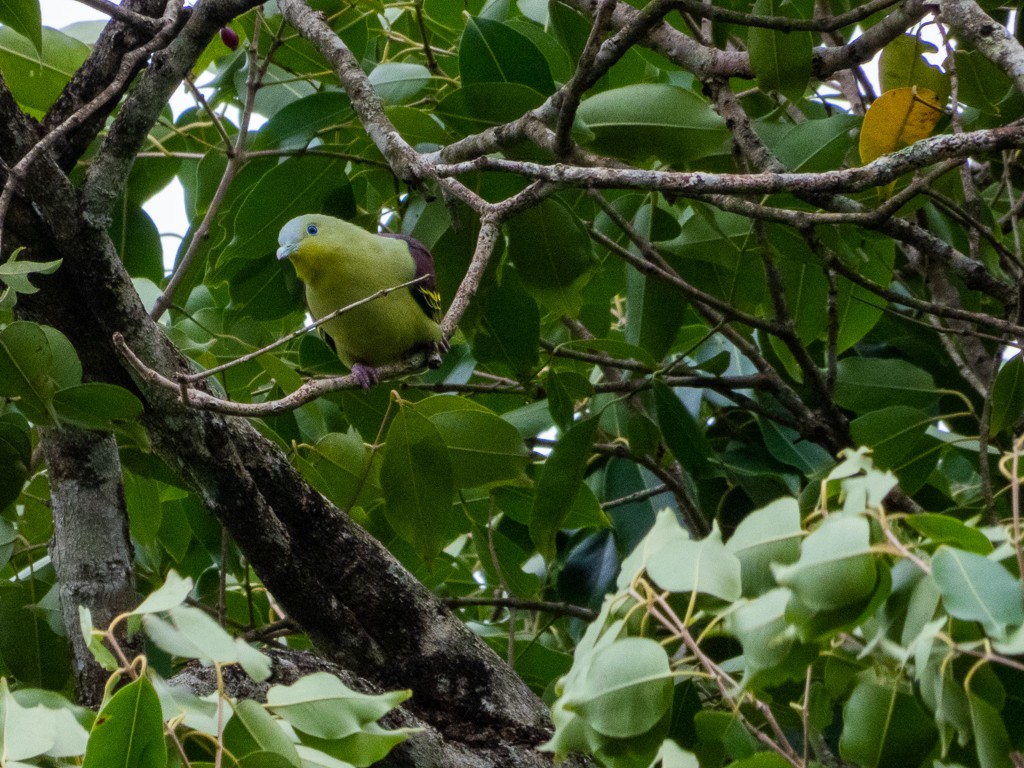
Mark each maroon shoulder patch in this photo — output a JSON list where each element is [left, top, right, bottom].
[[381, 233, 442, 323]]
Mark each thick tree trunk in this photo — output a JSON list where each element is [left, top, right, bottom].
[[41, 427, 140, 707]]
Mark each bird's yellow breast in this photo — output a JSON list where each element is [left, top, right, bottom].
[[289, 229, 441, 367]]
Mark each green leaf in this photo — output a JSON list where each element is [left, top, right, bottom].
[[380, 405, 456, 562], [296, 431, 381, 511], [79, 607, 120, 671], [625, 207, 685, 359], [968, 692, 1013, 768], [760, 114, 861, 172], [293, 744, 363, 768], [833, 357, 938, 413], [653, 380, 711, 478], [411, 396, 531, 488], [40, 323, 82, 389], [13, 686, 92, 758], [758, 418, 832, 475], [0, 517, 15, 569], [955, 49, 1016, 116], [931, 546, 1024, 637], [471, 519, 543, 598], [577, 84, 728, 165], [747, 0, 812, 103], [839, 678, 937, 768], [694, 711, 759, 762], [224, 700, 301, 767], [544, 369, 577, 433], [849, 406, 930, 469], [387, 104, 446, 148], [0, 0, 41, 54], [0, 677, 84, 762], [771, 244, 828, 346], [989, 354, 1024, 436], [0, 252, 61, 295], [110, 201, 163, 283], [217, 156, 350, 266], [52, 383, 144, 432], [0, 320, 58, 424], [253, 92, 354, 150], [529, 416, 599, 561], [435, 82, 547, 134], [460, 16, 554, 93], [725, 497, 802, 596], [904, 514, 992, 555], [561, 338, 658, 370], [563, 638, 673, 739], [724, 588, 797, 687], [0, 26, 89, 115], [772, 515, 878, 611], [234, 752, 303, 768], [0, 411, 31, 510], [132, 570, 193, 615], [507, 197, 593, 289], [833, 237, 893, 353], [267, 672, 410, 740], [879, 34, 951, 106], [368, 62, 431, 105], [618, 508, 692, 589], [83, 676, 167, 768], [297, 722, 415, 768], [143, 606, 271, 680], [654, 740, 699, 768], [471, 271, 540, 380], [646, 525, 742, 601], [0, 578, 72, 689], [124, 473, 161, 544], [715, 744, 793, 768]]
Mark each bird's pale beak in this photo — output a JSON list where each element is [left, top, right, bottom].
[[276, 242, 297, 260]]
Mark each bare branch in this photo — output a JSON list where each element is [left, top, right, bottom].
[[939, 0, 1024, 96], [669, 0, 902, 33], [72, 0, 161, 32], [435, 121, 1024, 201], [444, 597, 597, 622]]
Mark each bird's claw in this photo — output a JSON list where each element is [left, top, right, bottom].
[[352, 363, 379, 390], [427, 339, 449, 369]]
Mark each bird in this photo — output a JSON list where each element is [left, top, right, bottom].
[[276, 213, 447, 389]]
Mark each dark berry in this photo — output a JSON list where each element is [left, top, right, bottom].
[[220, 27, 239, 51]]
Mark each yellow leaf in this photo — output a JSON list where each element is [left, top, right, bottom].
[[858, 86, 943, 165]]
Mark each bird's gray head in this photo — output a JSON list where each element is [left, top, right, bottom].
[[276, 214, 322, 260]]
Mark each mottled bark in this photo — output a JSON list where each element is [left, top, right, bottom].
[[41, 427, 140, 707], [174, 648, 582, 768], [44, 0, 173, 171]]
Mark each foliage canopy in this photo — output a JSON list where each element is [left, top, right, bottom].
[[3, 0, 1024, 767]]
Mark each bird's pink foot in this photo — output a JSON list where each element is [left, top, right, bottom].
[[352, 363, 379, 390]]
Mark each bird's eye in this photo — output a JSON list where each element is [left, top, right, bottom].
[[306, 224, 318, 236]]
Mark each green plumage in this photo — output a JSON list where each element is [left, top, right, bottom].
[[277, 214, 444, 385]]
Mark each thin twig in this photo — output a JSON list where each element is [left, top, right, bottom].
[[603, 484, 670, 510], [670, 0, 900, 31], [73, 0, 161, 31], [553, 0, 617, 157], [150, 12, 271, 321], [443, 596, 597, 622]]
